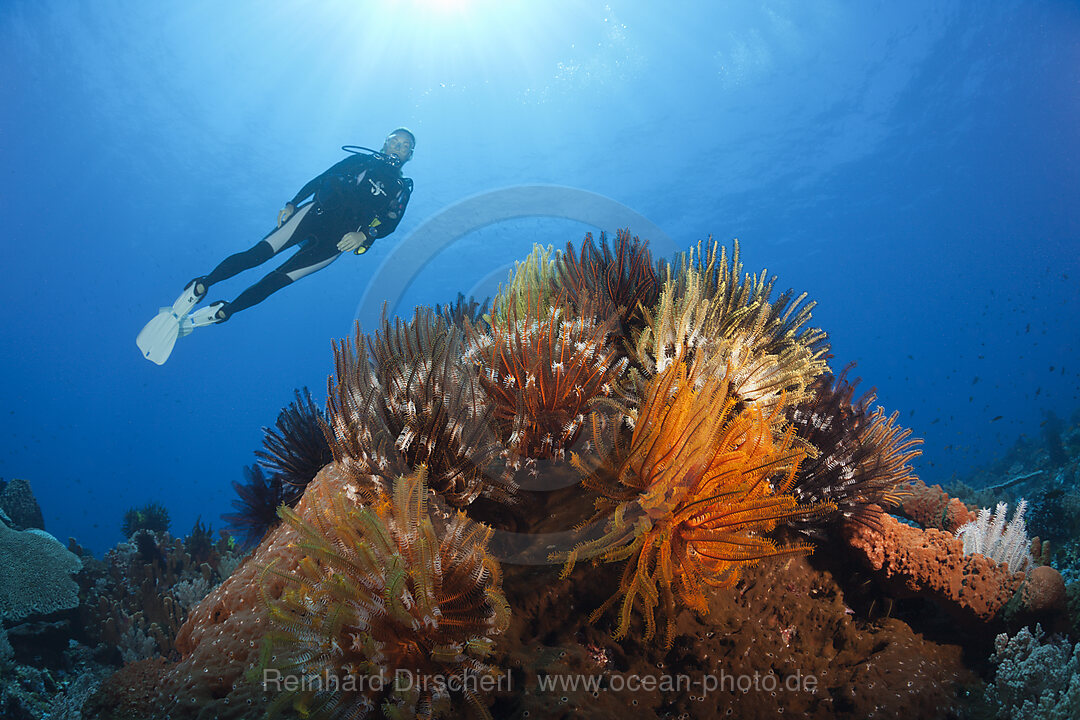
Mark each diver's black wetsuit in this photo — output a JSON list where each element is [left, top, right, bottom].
[[199, 151, 412, 320]]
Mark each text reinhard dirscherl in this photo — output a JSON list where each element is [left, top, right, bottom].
[[262, 669, 818, 697]]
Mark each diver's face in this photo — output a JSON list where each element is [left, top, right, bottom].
[[382, 133, 414, 163]]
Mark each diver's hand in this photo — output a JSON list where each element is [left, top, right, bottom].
[[338, 231, 369, 254], [277, 203, 296, 228]]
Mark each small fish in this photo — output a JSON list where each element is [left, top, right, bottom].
[[972, 376, 979, 385], [1050, 366, 1055, 372], [991, 415, 1003, 422]]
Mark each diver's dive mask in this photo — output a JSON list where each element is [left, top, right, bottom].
[[382, 130, 415, 163]]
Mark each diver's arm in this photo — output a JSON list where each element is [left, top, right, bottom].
[[365, 181, 413, 240], [338, 183, 410, 255], [278, 176, 320, 227], [338, 231, 369, 254], [279, 155, 367, 227], [288, 155, 364, 207]]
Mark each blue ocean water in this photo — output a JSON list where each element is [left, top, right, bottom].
[[1, 0, 1077, 555]]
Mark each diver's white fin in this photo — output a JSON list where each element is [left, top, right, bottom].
[[136, 307, 184, 365], [177, 314, 194, 338], [188, 302, 227, 328], [136, 282, 208, 365], [171, 281, 204, 315]]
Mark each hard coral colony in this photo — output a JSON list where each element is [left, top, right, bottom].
[[84, 231, 1070, 720]]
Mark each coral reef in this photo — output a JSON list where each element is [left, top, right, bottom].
[[75, 523, 239, 663], [88, 465, 335, 718], [261, 467, 510, 719], [983, 624, 1080, 719], [486, 243, 560, 326], [434, 292, 488, 328], [634, 239, 827, 416], [1028, 485, 1080, 566], [1043, 410, 1068, 466], [840, 511, 1063, 624], [87, 463, 494, 720], [944, 412, 1080, 588], [926, 410, 1080, 638], [896, 479, 978, 532], [1, 643, 109, 720], [502, 545, 978, 719], [82, 657, 171, 720], [76, 233, 1078, 720]]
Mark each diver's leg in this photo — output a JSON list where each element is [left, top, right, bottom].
[[198, 242, 274, 290], [197, 234, 342, 323], [192, 203, 317, 294]]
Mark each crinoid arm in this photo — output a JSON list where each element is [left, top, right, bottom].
[[485, 243, 560, 327], [260, 466, 509, 720], [327, 313, 513, 508], [787, 365, 922, 529], [435, 291, 490, 329], [221, 465, 285, 549], [555, 229, 662, 335], [469, 293, 630, 467], [634, 238, 829, 416], [564, 362, 829, 647], [256, 387, 334, 503]]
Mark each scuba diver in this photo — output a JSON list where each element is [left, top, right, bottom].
[[137, 128, 415, 365]]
